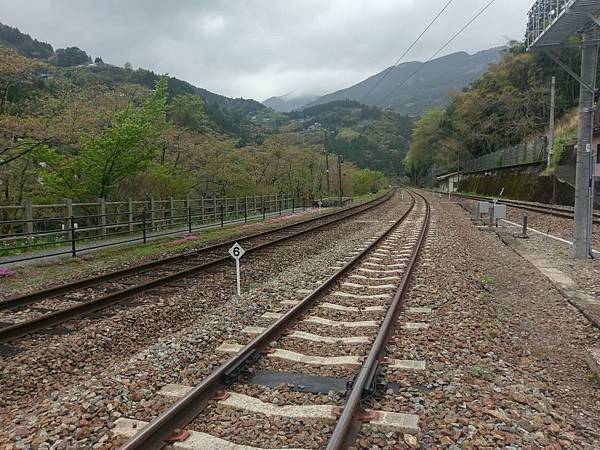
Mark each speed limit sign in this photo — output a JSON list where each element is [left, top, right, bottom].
[[229, 242, 245, 295]]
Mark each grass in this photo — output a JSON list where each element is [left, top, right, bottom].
[[481, 274, 493, 287], [470, 364, 492, 380], [483, 329, 498, 341], [584, 371, 598, 383]]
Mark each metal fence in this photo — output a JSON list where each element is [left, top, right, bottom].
[[0, 193, 308, 264], [462, 138, 548, 174], [526, 0, 569, 48]]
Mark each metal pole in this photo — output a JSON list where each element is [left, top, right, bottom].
[[23, 199, 33, 238], [220, 204, 224, 228], [201, 197, 205, 224], [188, 206, 192, 233], [548, 76, 556, 167], [325, 129, 330, 195], [337, 154, 343, 207], [573, 31, 598, 259], [235, 259, 241, 296], [128, 198, 134, 233], [244, 197, 248, 224], [142, 210, 147, 244], [99, 197, 107, 236], [70, 216, 76, 257]]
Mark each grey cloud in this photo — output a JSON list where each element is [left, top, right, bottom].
[[0, 0, 530, 100]]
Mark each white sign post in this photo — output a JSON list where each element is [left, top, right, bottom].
[[228, 242, 245, 296], [317, 200, 323, 213]]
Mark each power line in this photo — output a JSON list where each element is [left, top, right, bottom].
[[360, 0, 455, 104], [384, 0, 498, 102]]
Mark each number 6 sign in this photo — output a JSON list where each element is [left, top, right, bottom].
[[229, 242, 245, 295]]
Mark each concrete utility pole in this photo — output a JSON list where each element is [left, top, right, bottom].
[[548, 76, 556, 168], [324, 130, 330, 195], [337, 154, 343, 206], [573, 30, 598, 259]]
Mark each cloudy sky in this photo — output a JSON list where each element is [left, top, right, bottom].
[[1, 0, 531, 101]]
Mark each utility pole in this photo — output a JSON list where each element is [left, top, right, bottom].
[[324, 129, 330, 196], [573, 29, 598, 259], [337, 154, 343, 206], [548, 76, 556, 168]]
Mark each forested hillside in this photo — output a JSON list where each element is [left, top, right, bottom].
[[404, 43, 582, 181], [0, 25, 389, 207], [287, 101, 413, 177]]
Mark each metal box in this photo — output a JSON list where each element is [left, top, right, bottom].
[[476, 201, 490, 218], [492, 204, 507, 221]]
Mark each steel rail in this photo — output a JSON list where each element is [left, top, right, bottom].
[[119, 192, 418, 450], [0, 192, 395, 343], [327, 190, 430, 450], [445, 191, 600, 223], [1, 192, 392, 312]]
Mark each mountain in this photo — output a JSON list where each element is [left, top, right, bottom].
[[0, 21, 265, 120], [305, 48, 504, 116], [263, 93, 320, 112], [0, 22, 53, 59]]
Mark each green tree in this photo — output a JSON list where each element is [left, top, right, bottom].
[[39, 77, 168, 200], [168, 94, 208, 132], [52, 47, 91, 67]]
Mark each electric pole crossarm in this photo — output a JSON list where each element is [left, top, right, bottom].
[[544, 50, 598, 94]]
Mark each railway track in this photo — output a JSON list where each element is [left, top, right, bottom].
[[0, 192, 394, 344], [446, 191, 600, 224], [113, 189, 430, 450]]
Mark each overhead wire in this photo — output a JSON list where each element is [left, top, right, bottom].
[[360, 0, 455, 104], [381, 0, 498, 102]]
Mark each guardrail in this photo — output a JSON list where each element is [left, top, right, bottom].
[[0, 194, 308, 264]]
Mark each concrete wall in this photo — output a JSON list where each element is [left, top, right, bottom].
[[458, 164, 576, 205]]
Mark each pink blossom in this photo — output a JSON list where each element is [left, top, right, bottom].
[[0, 268, 15, 278]]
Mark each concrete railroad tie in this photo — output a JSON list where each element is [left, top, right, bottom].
[[217, 343, 426, 370], [586, 348, 600, 379]]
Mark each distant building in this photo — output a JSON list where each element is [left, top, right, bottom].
[[435, 171, 459, 193]]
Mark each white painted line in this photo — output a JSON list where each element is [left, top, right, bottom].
[[500, 219, 573, 245], [501, 219, 600, 255]]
